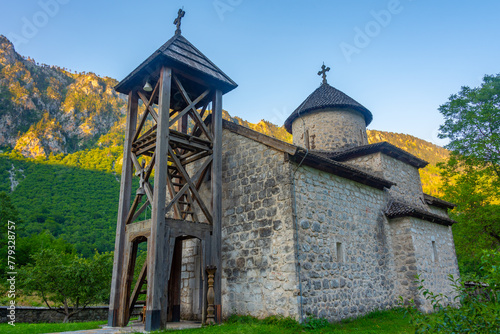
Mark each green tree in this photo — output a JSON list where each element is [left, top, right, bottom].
[[439, 74, 500, 175], [438, 74, 500, 276], [20, 249, 113, 322]]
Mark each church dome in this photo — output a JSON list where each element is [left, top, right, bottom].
[[284, 72, 373, 151], [284, 82, 372, 133]]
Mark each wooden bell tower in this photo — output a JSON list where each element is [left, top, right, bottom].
[[108, 10, 237, 331]]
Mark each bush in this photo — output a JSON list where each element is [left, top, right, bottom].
[[399, 250, 500, 333]]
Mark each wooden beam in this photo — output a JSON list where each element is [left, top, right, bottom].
[[128, 260, 147, 316], [211, 89, 223, 312], [168, 146, 213, 224], [131, 199, 150, 223], [166, 171, 182, 219], [138, 91, 159, 122], [125, 194, 144, 225], [109, 90, 138, 327], [164, 155, 211, 221], [170, 85, 209, 126], [145, 66, 171, 332], [133, 80, 158, 143], [172, 75, 213, 142], [120, 240, 139, 324]]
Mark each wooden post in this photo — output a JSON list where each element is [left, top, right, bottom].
[[211, 89, 223, 320], [119, 239, 138, 324], [205, 265, 217, 325], [201, 238, 209, 325], [145, 67, 171, 332], [108, 91, 138, 327]]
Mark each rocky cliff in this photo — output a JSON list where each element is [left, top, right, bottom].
[[0, 35, 126, 158]]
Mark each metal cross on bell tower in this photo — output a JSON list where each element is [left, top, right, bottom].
[[108, 9, 237, 331], [174, 8, 185, 35]]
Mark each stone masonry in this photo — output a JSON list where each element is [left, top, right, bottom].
[[294, 165, 395, 319], [220, 129, 298, 319], [292, 109, 368, 151], [178, 77, 460, 323]]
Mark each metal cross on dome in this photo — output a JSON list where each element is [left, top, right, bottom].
[[318, 63, 330, 84], [174, 8, 185, 35]]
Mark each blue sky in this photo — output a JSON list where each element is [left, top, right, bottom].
[[1, 0, 499, 146]]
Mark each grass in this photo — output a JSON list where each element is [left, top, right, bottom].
[[0, 320, 107, 334], [0, 309, 413, 334], [141, 309, 413, 333]]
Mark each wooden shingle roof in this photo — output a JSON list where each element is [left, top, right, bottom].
[[385, 199, 456, 226], [284, 83, 373, 133], [115, 34, 237, 94], [320, 142, 429, 168]]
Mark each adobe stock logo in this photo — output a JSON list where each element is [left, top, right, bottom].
[[339, 0, 407, 63], [8, 0, 71, 46], [213, 0, 243, 21]]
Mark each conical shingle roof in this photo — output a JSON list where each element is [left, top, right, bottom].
[[284, 83, 372, 133], [115, 33, 237, 94]]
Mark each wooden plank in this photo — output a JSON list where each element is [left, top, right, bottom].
[[201, 238, 208, 325], [190, 102, 209, 137], [165, 218, 212, 244], [133, 80, 158, 143], [128, 260, 148, 315], [170, 84, 209, 125], [211, 89, 223, 311], [181, 151, 211, 166], [125, 194, 144, 225], [133, 133, 212, 156], [131, 199, 150, 223], [184, 191, 199, 222], [145, 66, 171, 332], [172, 75, 213, 142], [164, 183, 189, 214], [138, 91, 159, 122], [109, 90, 138, 327], [119, 239, 138, 325], [134, 124, 157, 145], [168, 146, 213, 224], [166, 171, 182, 219]]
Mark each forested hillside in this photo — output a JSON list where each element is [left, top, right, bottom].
[[0, 34, 450, 256], [366, 130, 449, 196]]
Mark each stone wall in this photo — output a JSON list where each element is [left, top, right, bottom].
[[410, 218, 460, 310], [291, 109, 368, 151], [294, 165, 396, 320], [389, 218, 419, 303], [220, 129, 299, 319], [180, 238, 202, 320], [346, 153, 426, 208], [0, 306, 142, 324], [389, 217, 460, 311]]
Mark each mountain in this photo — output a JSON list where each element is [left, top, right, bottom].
[[0, 35, 126, 158], [0, 35, 451, 255]]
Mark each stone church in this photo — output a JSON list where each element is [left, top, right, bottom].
[[179, 69, 460, 321], [108, 16, 460, 328]]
